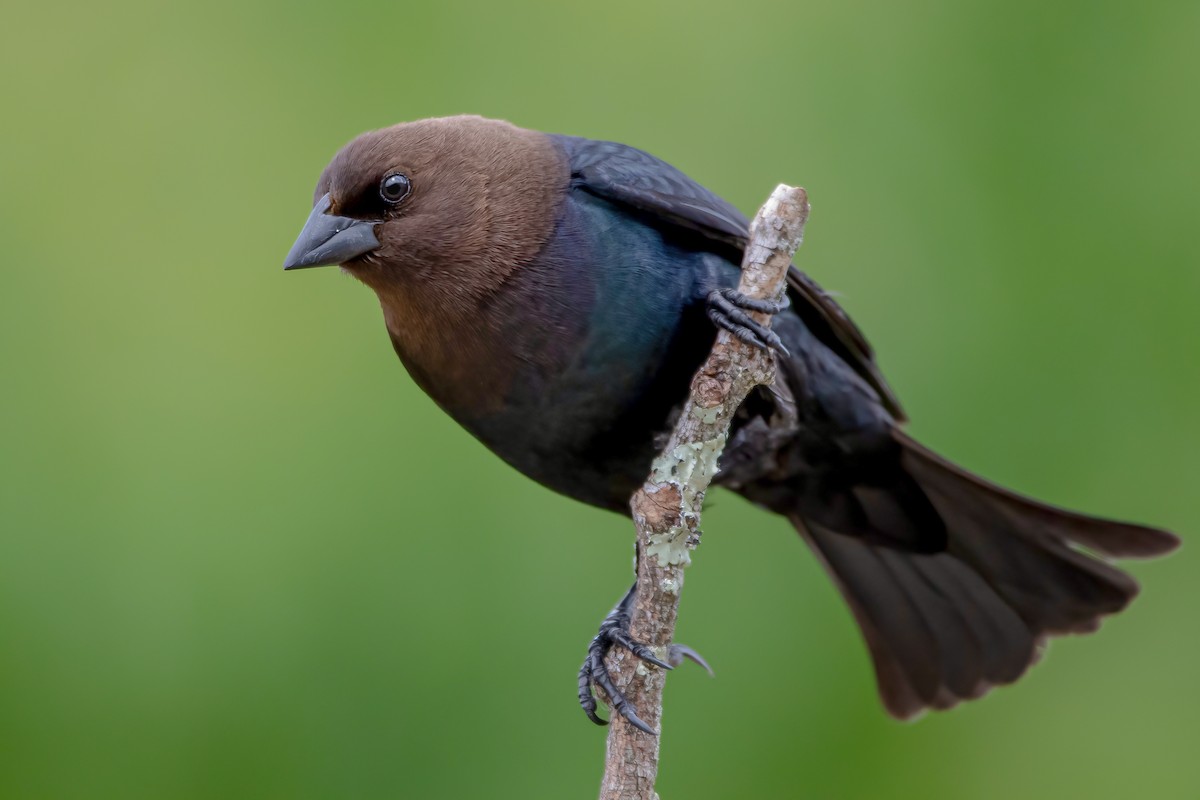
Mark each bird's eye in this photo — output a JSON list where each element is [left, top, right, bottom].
[[379, 172, 412, 205]]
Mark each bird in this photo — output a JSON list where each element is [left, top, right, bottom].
[[283, 114, 1179, 729]]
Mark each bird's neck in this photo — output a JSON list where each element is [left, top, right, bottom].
[[371, 278, 517, 417]]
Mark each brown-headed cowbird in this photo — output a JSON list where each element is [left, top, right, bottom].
[[284, 115, 1178, 728]]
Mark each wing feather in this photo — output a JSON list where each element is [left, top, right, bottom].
[[553, 134, 905, 419]]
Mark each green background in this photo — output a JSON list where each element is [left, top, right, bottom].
[[2, 0, 1197, 797]]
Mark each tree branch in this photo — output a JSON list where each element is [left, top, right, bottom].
[[598, 184, 811, 800]]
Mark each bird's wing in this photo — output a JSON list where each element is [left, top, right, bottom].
[[554, 135, 905, 420]]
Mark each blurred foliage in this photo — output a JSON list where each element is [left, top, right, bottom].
[[1, 0, 1197, 797]]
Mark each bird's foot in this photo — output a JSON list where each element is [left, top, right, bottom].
[[577, 589, 712, 734], [706, 288, 790, 355]]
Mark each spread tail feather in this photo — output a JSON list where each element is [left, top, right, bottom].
[[794, 432, 1179, 719]]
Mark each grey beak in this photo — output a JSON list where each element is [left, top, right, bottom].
[[283, 193, 381, 270]]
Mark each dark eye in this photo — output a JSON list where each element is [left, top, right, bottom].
[[379, 172, 412, 205]]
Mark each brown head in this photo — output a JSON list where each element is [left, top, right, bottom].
[[283, 116, 571, 411], [283, 115, 568, 310]]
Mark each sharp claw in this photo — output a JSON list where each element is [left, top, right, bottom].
[[669, 644, 715, 676], [737, 330, 769, 350], [607, 621, 674, 671], [765, 332, 790, 357], [625, 644, 673, 671], [618, 707, 656, 735], [585, 707, 609, 726], [643, 654, 673, 671]]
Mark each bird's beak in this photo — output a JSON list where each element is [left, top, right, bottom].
[[283, 193, 381, 270]]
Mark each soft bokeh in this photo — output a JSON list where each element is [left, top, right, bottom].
[[2, 1, 1197, 797]]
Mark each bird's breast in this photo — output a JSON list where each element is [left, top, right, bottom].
[[382, 191, 733, 509]]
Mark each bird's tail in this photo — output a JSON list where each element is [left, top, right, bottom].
[[791, 431, 1179, 719]]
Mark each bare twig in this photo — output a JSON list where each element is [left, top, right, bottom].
[[598, 185, 811, 800]]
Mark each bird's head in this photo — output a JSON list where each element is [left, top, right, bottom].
[[283, 115, 566, 295]]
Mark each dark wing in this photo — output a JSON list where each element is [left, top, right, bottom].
[[553, 134, 905, 420]]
